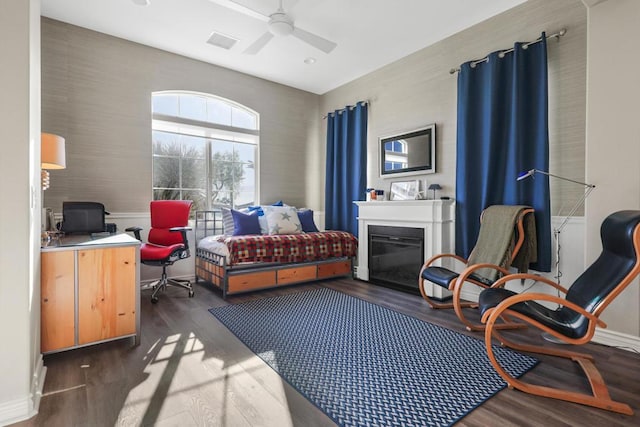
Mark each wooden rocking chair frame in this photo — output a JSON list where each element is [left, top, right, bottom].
[[419, 207, 535, 331], [480, 212, 640, 415]]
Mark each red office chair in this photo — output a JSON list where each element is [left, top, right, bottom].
[[127, 200, 194, 303]]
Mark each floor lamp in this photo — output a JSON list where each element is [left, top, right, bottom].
[[517, 169, 595, 343]]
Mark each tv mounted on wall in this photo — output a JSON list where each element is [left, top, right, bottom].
[[379, 124, 436, 178]]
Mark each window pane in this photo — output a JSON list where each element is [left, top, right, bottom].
[[232, 106, 257, 130], [181, 135, 206, 158], [182, 190, 207, 213], [152, 94, 179, 116], [179, 94, 206, 121], [234, 142, 255, 163], [234, 192, 255, 209], [210, 161, 235, 193], [181, 158, 206, 188], [153, 157, 180, 188], [153, 131, 180, 156], [154, 189, 180, 200], [237, 164, 255, 192], [211, 139, 234, 159], [207, 98, 232, 126], [211, 191, 232, 207]]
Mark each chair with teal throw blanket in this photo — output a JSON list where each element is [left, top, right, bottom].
[[479, 210, 640, 416], [419, 205, 536, 331]]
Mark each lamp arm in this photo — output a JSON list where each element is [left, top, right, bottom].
[[531, 169, 595, 188]]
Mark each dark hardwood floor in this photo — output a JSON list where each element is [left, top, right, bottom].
[[15, 278, 640, 426]]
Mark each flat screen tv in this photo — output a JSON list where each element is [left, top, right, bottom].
[[379, 124, 435, 178]]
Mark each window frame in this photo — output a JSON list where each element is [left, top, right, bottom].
[[151, 91, 260, 212]]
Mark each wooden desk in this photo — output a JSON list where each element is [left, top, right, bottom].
[[41, 233, 141, 354]]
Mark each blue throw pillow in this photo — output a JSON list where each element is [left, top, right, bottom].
[[247, 205, 264, 216], [231, 209, 261, 235], [297, 209, 319, 232], [247, 200, 285, 216]]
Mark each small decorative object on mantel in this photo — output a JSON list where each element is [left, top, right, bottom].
[[366, 188, 376, 201], [389, 180, 419, 201], [428, 183, 442, 200]]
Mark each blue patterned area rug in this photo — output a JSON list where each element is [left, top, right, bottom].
[[209, 288, 537, 427]]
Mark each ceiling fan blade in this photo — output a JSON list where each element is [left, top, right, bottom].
[[291, 27, 337, 54], [244, 32, 274, 54], [207, 0, 269, 22]]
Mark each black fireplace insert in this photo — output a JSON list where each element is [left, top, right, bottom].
[[368, 225, 424, 294]]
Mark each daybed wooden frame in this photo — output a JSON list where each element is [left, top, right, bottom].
[[193, 210, 354, 298], [195, 249, 353, 298]]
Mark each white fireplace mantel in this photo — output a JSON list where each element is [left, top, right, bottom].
[[353, 200, 455, 280], [354, 199, 456, 298]]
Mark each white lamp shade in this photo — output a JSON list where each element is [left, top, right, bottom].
[[41, 133, 66, 169]]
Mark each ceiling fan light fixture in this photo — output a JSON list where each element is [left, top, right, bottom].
[[268, 14, 294, 36], [132, 0, 151, 6]]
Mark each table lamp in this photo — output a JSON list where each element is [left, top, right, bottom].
[[41, 133, 66, 190], [428, 183, 442, 200]]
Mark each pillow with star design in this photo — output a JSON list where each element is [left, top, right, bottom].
[[263, 205, 303, 235]]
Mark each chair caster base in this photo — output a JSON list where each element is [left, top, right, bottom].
[[151, 296, 159, 304], [189, 290, 195, 298]]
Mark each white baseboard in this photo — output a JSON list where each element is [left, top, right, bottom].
[[31, 354, 47, 416], [0, 396, 30, 427], [593, 328, 640, 353], [0, 355, 45, 426]]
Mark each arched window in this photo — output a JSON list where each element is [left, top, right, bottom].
[[151, 91, 259, 213]]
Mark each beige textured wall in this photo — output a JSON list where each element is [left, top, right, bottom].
[[41, 18, 321, 214], [585, 0, 640, 336], [319, 0, 587, 216]]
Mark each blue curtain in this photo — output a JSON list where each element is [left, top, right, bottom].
[[325, 102, 368, 236], [455, 33, 551, 272]]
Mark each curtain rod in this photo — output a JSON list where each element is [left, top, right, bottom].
[[449, 28, 566, 75], [323, 100, 369, 120]]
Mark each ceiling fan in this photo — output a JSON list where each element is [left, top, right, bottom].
[[209, 0, 337, 55]]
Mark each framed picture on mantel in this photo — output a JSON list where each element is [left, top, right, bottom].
[[389, 180, 419, 201]]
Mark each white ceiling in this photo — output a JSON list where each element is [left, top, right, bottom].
[[40, 0, 526, 95]]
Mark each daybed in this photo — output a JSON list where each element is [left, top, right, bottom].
[[194, 210, 358, 297]]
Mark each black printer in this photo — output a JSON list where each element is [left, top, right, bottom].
[[60, 202, 117, 234]]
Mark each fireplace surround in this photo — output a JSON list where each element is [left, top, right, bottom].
[[354, 200, 455, 298]]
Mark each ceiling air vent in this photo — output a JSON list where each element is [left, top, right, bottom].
[[207, 32, 238, 50]]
